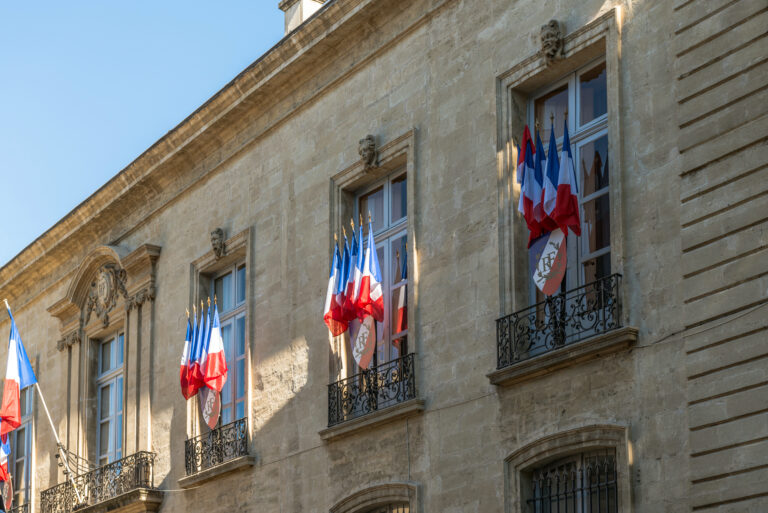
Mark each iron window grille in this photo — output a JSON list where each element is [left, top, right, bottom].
[[528, 452, 618, 513], [184, 417, 248, 476], [9, 504, 29, 513], [39, 451, 155, 513], [496, 274, 622, 369], [328, 352, 416, 427]]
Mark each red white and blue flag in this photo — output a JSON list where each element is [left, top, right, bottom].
[[395, 248, 407, 335], [355, 222, 384, 322], [179, 315, 193, 399], [324, 242, 347, 336], [529, 229, 567, 296], [554, 121, 581, 236], [542, 124, 560, 217], [0, 431, 9, 483], [0, 307, 37, 436], [342, 225, 361, 322], [204, 304, 228, 392], [187, 307, 206, 397]]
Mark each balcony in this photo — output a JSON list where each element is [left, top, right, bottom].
[[179, 418, 254, 488], [9, 504, 29, 513], [489, 274, 637, 386], [321, 353, 423, 441], [39, 451, 161, 513]]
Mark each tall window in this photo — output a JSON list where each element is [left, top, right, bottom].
[[530, 59, 609, 291], [213, 263, 247, 425], [96, 333, 124, 466], [354, 170, 408, 367], [10, 387, 33, 506]]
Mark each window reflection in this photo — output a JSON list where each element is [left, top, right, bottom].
[[579, 62, 607, 126], [580, 136, 609, 197], [535, 83, 568, 140]]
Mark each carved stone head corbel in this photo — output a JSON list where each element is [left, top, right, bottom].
[[540, 20, 564, 65], [211, 228, 226, 259], [358, 135, 378, 171]]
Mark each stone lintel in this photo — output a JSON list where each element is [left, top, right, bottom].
[[177, 455, 257, 489], [319, 398, 425, 442], [73, 488, 163, 513], [487, 326, 639, 387]]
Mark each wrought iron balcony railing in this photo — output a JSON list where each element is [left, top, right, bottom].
[[184, 417, 248, 476], [9, 503, 29, 513], [39, 451, 155, 513], [496, 274, 623, 369], [328, 352, 417, 427]]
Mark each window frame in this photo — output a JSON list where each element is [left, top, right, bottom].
[[527, 57, 610, 298], [95, 333, 124, 466], [353, 168, 409, 368], [211, 262, 247, 426]]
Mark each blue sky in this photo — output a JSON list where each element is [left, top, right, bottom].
[[0, 2, 284, 267]]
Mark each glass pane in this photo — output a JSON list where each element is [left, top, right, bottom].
[[101, 340, 113, 374], [236, 359, 245, 399], [235, 401, 245, 421], [392, 335, 407, 360], [15, 428, 25, 458], [221, 406, 232, 426], [359, 185, 385, 235], [15, 459, 25, 488], [116, 334, 124, 367], [116, 414, 123, 454], [100, 384, 112, 419], [583, 252, 611, 284], [215, 273, 233, 313], [99, 456, 108, 467], [580, 62, 607, 126], [116, 376, 123, 412], [535, 83, 568, 140], [236, 316, 246, 356], [236, 265, 246, 305], [580, 135, 609, 197], [19, 388, 28, 417], [390, 173, 407, 224], [582, 194, 611, 254], [390, 234, 407, 285], [99, 422, 110, 456], [391, 284, 407, 336], [222, 323, 233, 363]]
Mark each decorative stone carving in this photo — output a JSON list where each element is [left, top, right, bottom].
[[358, 135, 378, 171], [56, 331, 81, 352], [211, 228, 226, 259], [86, 264, 128, 327], [126, 286, 157, 312], [540, 20, 564, 65]]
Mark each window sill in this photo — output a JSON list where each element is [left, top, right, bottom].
[[72, 489, 163, 513], [178, 455, 257, 489], [319, 398, 425, 442], [487, 326, 638, 387]]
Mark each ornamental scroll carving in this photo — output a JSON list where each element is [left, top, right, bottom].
[[56, 331, 81, 352], [86, 263, 128, 328], [358, 135, 378, 171], [540, 20, 564, 65], [126, 286, 156, 312]]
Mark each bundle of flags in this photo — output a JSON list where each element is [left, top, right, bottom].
[[179, 300, 228, 400], [0, 305, 39, 505], [517, 120, 580, 295], [323, 219, 384, 337]]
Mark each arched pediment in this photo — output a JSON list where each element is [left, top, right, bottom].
[[330, 482, 418, 513], [66, 245, 130, 312]]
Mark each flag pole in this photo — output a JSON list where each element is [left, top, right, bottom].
[[34, 383, 83, 503], [2, 300, 83, 504]]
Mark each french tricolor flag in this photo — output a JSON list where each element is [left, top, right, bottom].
[[554, 121, 581, 236], [394, 249, 407, 334], [187, 307, 206, 397], [179, 315, 193, 399], [0, 307, 37, 436], [517, 126, 542, 244], [324, 242, 347, 336], [204, 304, 228, 392], [355, 222, 384, 322], [0, 431, 9, 483], [542, 124, 560, 217], [342, 225, 361, 322]]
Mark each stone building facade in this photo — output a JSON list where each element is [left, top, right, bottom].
[[0, 0, 765, 512]]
